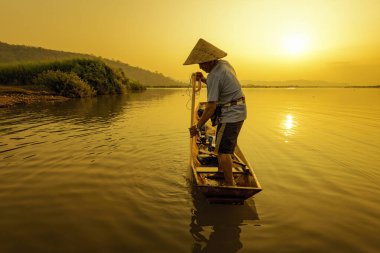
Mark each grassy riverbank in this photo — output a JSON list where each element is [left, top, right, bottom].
[[0, 85, 68, 107], [0, 58, 146, 107]]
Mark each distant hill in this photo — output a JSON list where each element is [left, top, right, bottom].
[[240, 79, 350, 87], [0, 41, 186, 87]]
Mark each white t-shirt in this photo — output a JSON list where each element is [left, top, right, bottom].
[[206, 60, 247, 123]]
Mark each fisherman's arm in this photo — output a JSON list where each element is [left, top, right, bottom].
[[189, 102, 216, 137], [197, 102, 216, 128]]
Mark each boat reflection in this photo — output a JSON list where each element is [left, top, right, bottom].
[[189, 185, 259, 253]]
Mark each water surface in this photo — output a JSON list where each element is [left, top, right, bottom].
[[1, 88, 379, 253]]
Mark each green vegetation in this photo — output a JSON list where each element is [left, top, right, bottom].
[[0, 58, 146, 98], [33, 70, 96, 98], [113, 68, 146, 92], [0, 41, 185, 87]]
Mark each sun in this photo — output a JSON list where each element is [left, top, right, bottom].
[[283, 34, 309, 56]]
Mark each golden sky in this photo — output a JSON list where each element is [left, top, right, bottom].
[[1, 0, 379, 84]]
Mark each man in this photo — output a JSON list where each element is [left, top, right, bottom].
[[184, 38, 247, 186]]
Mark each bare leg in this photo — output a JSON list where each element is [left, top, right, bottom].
[[218, 154, 235, 186], [217, 156, 223, 172]]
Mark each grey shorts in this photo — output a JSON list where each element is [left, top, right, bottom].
[[215, 121, 244, 154]]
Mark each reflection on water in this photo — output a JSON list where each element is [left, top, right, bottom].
[[0, 95, 127, 124], [284, 114, 294, 130], [0, 89, 180, 124], [189, 183, 259, 253], [282, 113, 296, 142], [1, 88, 380, 253]]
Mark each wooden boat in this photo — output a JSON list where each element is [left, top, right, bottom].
[[189, 74, 262, 204]]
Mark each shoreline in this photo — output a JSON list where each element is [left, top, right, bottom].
[[2, 84, 379, 108], [0, 85, 69, 108], [146, 85, 380, 89]]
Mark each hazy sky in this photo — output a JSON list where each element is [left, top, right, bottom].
[[1, 0, 380, 84]]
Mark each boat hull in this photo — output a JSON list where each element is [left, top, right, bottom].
[[190, 102, 262, 204]]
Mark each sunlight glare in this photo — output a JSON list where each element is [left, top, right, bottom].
[[283, 114, 296, 143], [283, 34, 309, 55], [284, 114, 294, 130]]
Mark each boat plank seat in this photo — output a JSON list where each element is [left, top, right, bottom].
[[198, 150, 247, 167], [196, 167, 245, 174]]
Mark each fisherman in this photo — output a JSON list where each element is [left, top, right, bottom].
[[185, 38, 247, 186]]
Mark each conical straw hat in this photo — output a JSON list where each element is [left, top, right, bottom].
[[183, 38, 227, 65]]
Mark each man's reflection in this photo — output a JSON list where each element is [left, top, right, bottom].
[[189, 185, 259, 253]]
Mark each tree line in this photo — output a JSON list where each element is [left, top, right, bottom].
[[0, 58, 146, 98]]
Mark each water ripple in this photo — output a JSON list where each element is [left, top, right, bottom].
[[1, 89, 380, 253]]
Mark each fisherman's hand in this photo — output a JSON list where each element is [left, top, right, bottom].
[[195, 72, 206, 83], [189, 125, 199, 137]]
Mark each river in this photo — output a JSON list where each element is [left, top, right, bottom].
[[1, 88, 379, 253]]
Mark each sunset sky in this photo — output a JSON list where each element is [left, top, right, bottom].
[[1, 0, 379, 84]]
